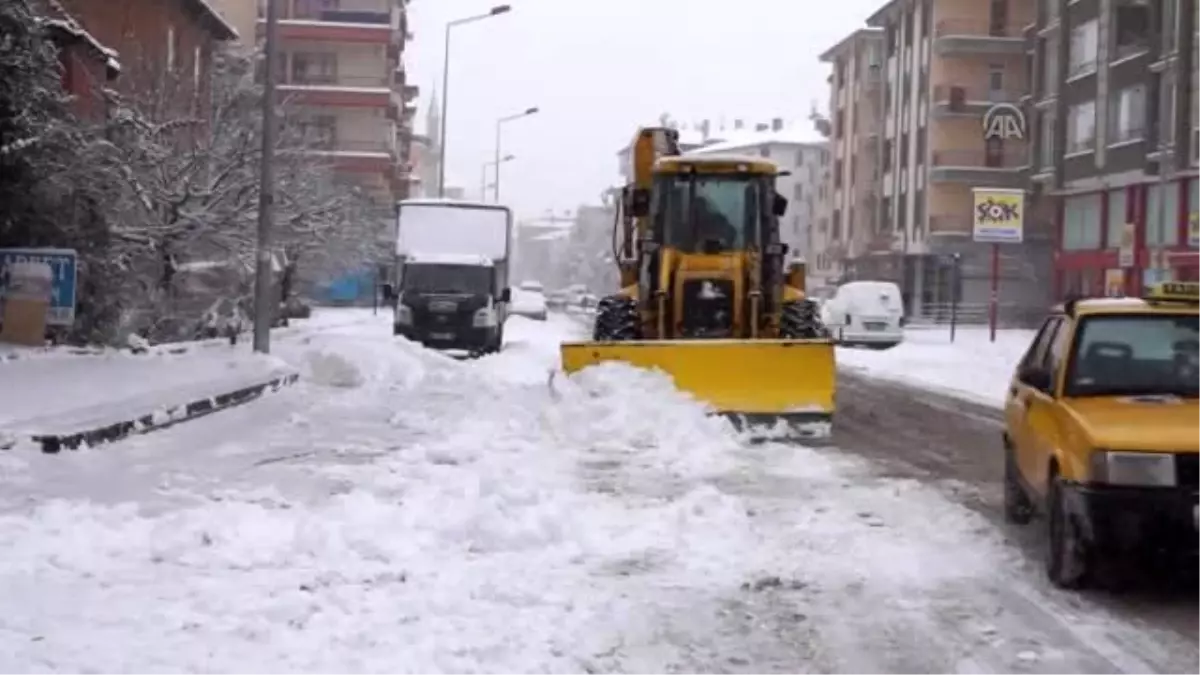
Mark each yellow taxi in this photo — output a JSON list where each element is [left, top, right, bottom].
[[1002, 281, 1199, 589]]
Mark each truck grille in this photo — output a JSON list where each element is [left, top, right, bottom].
[[679, 279, 735, 338]]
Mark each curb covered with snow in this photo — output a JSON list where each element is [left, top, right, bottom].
[[30, 371, 299, 454]]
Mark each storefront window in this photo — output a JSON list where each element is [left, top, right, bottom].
[[1063, 193, 1103, 250], [1106, 189, 1127, 247], [1146, 183, 1180, 246]]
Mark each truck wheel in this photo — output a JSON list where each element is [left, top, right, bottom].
[[1003, 442, 1034, 525], [593, 295, 639, 341], [780, 299, 828, 339], [1046, 472, 1093, 589]]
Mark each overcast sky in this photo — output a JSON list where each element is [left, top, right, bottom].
[[406, 0, 882, 222]]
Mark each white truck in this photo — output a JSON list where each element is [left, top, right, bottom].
[[382, 199, 514, 355]]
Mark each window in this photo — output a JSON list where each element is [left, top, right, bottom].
[[795, 149, 805, 167], [1062, 193, 1102, 250], [1066, 100, 1096, 153], [1042, 35, 1059, 96], [1039, 110, 1056, 168], [292, 52, 337, 84], [298, 114, 337, 148], [793, 183, 803, 201], [1146, 183, 1180, 246], [1162, 0, 1178, 54], [834, 159, 844, 188], [1111, 1, 1151, 61], [1107, 84, 1146, 143], [1106, 188, 1128, 247], [1065, 314, 1199, 398], [1159, 71, 1176, 146], [1068, 19, 1098, 78], [988, 63, 1004, 93], [166, 26, 176, 72]]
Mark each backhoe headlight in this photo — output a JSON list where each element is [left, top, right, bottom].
[[395, 304, 412, 325], [473, 307, 497, 328], [1089, 451, 1177, 487]]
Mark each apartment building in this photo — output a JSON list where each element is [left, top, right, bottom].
[[821, 0, 1055, 323], [211, 0, 419, 204], [817, 29, 886, 288], [1028, 0, 1199, 295]]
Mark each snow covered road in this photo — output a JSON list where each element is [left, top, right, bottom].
[[0, 313, 1193, 673]]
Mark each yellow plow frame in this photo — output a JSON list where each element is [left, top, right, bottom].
[[559, 339, 835, 434]]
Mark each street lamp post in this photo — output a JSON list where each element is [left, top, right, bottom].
[[437, 4, 512, 197], [477, 154, 516, 199], [493, 106, 538, 202], [252, 0, 281, 354]]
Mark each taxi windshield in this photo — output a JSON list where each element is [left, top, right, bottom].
[[1065, 313, 1199, 398]]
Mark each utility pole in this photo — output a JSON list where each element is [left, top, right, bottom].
[[252, 0, 280, 354]]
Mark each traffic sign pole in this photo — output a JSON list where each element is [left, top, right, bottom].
[[989, 243, 999, 343]]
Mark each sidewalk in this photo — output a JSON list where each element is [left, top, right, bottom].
[[0, 347, 297, 452], [0, 307, 384, 452]]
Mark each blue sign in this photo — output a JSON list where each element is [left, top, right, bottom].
[[0, 248, 78, 326]]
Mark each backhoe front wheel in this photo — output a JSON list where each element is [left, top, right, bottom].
[[593, 295, 639, 341], [780, 299, 828, 339]]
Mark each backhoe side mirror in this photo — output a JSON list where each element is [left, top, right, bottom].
[[772, 193, 788, 217], [630, 188, 650, 217], [381, 283, 395, 300], [499, 287, 512, 303]]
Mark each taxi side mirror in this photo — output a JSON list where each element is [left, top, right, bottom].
[[1019, 365, 1052, 393]]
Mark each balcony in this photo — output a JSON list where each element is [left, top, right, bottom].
[[931, 85, 1026, 117], [259, 3, 397, 44], [927, 214, 974, 237], [928, 148, 1028, 188], [306, 139, 398, 174], [934, 19, 1027, 56], [277, 74, 392, 108]]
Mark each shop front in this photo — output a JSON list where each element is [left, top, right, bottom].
[[1055, 176, 1199, 300]]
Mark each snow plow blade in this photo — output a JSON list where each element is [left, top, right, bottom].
[[559, 339, 835, 435]]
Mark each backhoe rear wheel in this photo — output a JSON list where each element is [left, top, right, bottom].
[[593, 295, 639, 341], [780, 299, 828, 339]]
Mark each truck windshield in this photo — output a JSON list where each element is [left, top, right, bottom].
[[1064, 313, 1199, 398], [402, 264, 492, 295], [654, 175, 762, 253]]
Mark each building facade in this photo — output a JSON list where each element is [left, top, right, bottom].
[[1029, 0, 1199, 296], [58, 0, 238, 115], [822, 0, 1055, 325], [817, 29, 886, 288], [210, 0, 419, 205]]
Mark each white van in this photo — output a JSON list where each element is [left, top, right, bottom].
[[822, 280, 905, 349]]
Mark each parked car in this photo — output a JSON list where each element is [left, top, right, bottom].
[[518, 279, 544, 294], [544, 290, 568, 311], [821, 280, 905, 349], [510, 287, 548, 321]]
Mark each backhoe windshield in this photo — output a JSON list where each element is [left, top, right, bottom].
[[1064, 313, 1199, 398], [654, 175, 763, 253]]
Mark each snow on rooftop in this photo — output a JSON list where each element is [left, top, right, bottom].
[[689, 124, 824, 155], [193, 0, 240, 39], [276, 84, 390, 95], [39, 16, 119, 61], [403, 252, 494, 266]]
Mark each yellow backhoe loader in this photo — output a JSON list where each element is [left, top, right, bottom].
[[559, 127, 836, 436]]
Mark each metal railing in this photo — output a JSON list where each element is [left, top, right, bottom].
[[931, 84, 1026, 105], [934, 19, 1027, 39], [930, 149, 1028, 169], [278, 73, 391, 88], [262, 4, 392, 25]]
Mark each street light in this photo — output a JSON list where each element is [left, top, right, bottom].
[[480, 154, 516, 200], [493, 106, 538, 202], [252, 0, 281, 354], [437, 4, 512, 197]]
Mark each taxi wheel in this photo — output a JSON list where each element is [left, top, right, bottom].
[[1003, 448, 1034, 525], [1046, 473, 1093, 589]]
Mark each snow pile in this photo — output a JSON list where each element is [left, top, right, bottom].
[[837, 326, 1036, 407], [5, 313, 1181, 672], [302, 349, 365, 388]]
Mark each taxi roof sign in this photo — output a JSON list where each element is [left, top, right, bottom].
[[1145, 281, 1200, 304]]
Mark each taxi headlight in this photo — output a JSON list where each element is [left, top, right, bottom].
[[1089, 451, 1177, 487]]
